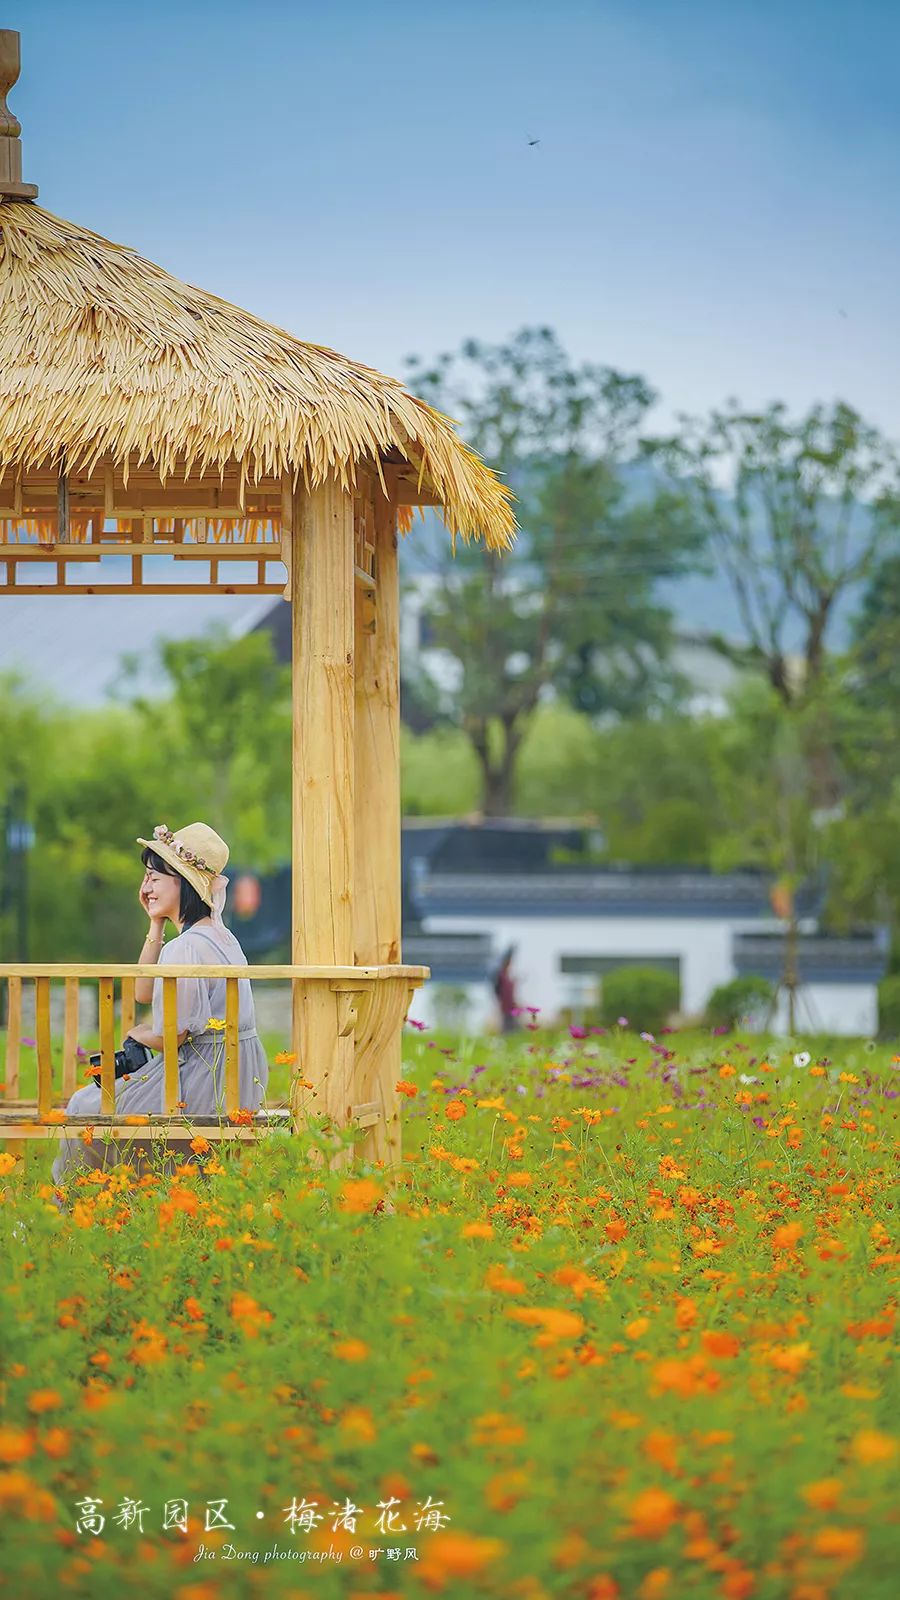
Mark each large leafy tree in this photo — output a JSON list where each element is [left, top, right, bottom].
[[643, 400, 900, 720], [404, 326, 706, 815]]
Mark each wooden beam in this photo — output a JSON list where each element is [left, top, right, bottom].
[[0, 584, 286, 597], [353, 486, 404, 1171], [280, 473, 293, 601], [0, 542, 281, 559], [291, 478, 356, 1159], [391, 482, 442, 507], [57, 461, 69, 540], [0, 962, 428, 979]]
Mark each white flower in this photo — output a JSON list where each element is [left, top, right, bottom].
[[793, 1051, 811, 1068], [738, 1074, 758, 1085]]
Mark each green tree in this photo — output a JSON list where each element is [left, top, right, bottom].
[[644, 400, 900, 805], [120, 626, 292, 868], [404, 326, 706, 814]]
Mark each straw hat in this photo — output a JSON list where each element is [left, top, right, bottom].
[[137, 822, 229, 909]]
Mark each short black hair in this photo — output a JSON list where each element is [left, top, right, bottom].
[[141, 846, 209, 929]]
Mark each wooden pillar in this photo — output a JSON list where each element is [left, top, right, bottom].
[[353, 484, 404, 1172], [291, 478, 355, 1166]]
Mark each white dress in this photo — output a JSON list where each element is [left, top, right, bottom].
[[50, 920, 269, 1193]]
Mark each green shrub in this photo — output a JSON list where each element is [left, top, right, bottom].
[[706, 975, 774, 1031], [878, 973, 900, 1038], [600, 966, 680, 1034]]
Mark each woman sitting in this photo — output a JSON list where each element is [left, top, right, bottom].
[[51, 822, 269, 1200]]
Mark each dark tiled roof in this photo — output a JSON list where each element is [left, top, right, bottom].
[[734, 933, 888, 984], [413, 867, 826, 920]]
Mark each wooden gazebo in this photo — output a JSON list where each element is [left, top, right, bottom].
[[0, 30, 515, 1183]]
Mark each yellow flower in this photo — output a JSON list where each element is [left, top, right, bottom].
[[205, 1017, 227, 1032]]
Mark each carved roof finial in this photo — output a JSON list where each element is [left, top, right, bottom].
[[0, 30, 38, 199]]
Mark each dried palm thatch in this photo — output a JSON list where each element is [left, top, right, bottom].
[[0, 198, 516, 551]]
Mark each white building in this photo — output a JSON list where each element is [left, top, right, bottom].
[[401, 823, 887, 1037]]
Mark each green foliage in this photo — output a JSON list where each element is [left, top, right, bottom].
[[599, 965, 680, 1034], [705, 975, 774, 1030], [400, 723, 480, 815], [7, 1028, 896, 1598], [404, 327, 707, 812], [0, 628, 291, 963], [877, 974, 900, 1038], [644, 398, 900, 708]]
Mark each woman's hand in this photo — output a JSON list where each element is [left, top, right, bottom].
[[139, 878, 167, 931]]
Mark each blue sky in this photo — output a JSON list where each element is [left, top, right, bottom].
[[11, 0, 900, 437]]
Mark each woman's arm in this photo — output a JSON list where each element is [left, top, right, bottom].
[[134, 919, 167, 1004], [127, 1019, 189, 1050]]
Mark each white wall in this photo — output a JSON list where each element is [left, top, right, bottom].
[[409, 914, 880, 1037], [420, 911, 742, 1021], [768, 982, 878, 1037]]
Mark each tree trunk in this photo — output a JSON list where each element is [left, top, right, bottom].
[[471, 716, 523, 817]]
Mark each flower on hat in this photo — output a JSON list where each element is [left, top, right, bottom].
[[152, 824, 214, 875]]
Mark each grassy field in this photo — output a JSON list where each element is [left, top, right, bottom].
[[0, 1022, 897, 1599]]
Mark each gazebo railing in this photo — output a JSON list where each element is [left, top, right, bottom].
[[0, 963, 428, 1157]]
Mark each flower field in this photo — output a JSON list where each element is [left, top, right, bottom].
[[1, 1023, 897, 1599]]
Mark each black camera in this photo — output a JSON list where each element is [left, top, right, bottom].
[[88, 1035, 153, 1082]]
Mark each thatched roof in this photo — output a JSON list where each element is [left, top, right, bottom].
[[0, 198, 516, 550]]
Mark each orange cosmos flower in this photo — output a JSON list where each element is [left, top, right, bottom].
[[674, 1297, 698, 1330], [26, 1390, 61, 1415], [396, 1079, 418, 1097], [626, 1486, 679, 1538], [40, 1427, 71, 1460], [801, 1478, 842, 1511], [228, 1291, 273, 1338], [445, 1099, 467, 1120], [338, 1177, 383, 1212], [506, 1306, 585, 1342], [810, 1527, 864, 1562], [851, 1428, 896, 1465], [638, 1570, 671, 1600], [333, 1338, 369, 1362], [771, 1222, 803, 1251], [0, 1426, 34, 1463], [701, 1330, 741, 1359], [418, 1530, 506, 1584]]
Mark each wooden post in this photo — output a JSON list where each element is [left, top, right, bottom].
[[62, 977, 79, 1098], [35, 976, 52, 1117], [162, 979, 179, 1115], [5, 976, 21, 1098], [98, 978, 116, 1116], [225, 976, 239, 1114], [291, 477, 356, 1166], [353, 483, 404, 1173]]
